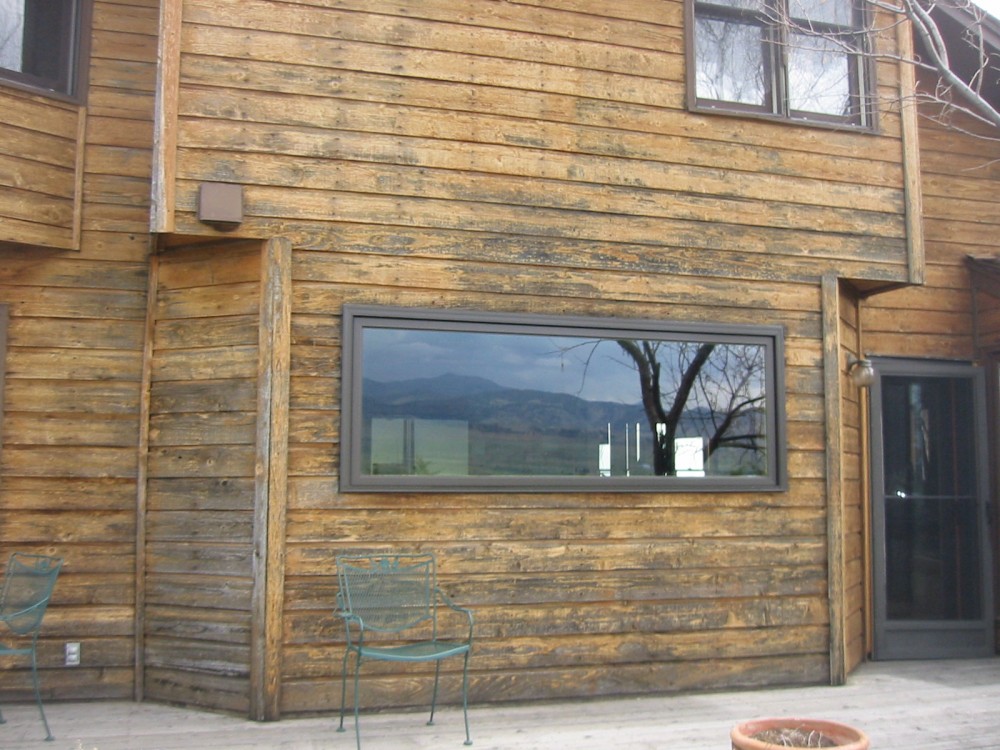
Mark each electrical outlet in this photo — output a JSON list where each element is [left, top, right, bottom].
[[65, 642, 81, 666]]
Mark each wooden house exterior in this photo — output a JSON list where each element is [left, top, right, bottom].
[[0, 0, 996, 723]]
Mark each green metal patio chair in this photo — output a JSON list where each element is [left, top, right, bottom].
[[336, 552, 473, 749], [0, 553, 63, 742]]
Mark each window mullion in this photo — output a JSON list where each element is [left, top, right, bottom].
[[766, 2, 789, 116], [774, 28, 785, 116]]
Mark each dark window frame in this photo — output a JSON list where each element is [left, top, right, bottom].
[[0, 0, 92, 102], [340, 305, 787, 494], [686, 0, 875, 128]]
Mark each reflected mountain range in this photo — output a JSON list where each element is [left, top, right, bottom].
[[364, 373, 691, 436]]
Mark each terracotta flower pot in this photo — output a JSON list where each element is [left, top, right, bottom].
[[731, 717, 870, 750]]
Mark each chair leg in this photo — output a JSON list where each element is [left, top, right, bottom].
[[30, 646, 54, 742], [351, 652, 363, 750], [337, 649, 351, 733], [427, 660, 442, 726], [461, 651, 472, 746]]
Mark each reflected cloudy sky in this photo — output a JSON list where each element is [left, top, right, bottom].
[[363, 328, 644, 403]]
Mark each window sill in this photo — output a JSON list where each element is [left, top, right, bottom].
[[0, 75, 84, 106], [691, 101, 878, 135]]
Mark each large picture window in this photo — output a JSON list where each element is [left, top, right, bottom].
[[0, 0, 88, 98], [690, 0, 872, 126], [341, 306, 786, 492]]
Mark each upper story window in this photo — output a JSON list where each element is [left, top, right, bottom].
[[690, 0, 873, 126], [341, 306, 787, 493], [0, 0, 88, 99]]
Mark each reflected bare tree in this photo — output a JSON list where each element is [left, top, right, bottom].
[[698, 0, 1000, 139], [783, 0, 1000, 137], [888, 0, 1000, 134], [0, 0, 25, 71], [616, 340, 767, 476]]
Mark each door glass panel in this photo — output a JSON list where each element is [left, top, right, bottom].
[[881, 376, 981, 620]]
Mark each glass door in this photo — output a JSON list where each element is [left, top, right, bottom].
[[870, 359, 994, 659]]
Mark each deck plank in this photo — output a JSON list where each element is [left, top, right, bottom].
[[2, 658, 998, 749]]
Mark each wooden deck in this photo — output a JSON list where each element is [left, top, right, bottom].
[[2, 658, 998, 749]]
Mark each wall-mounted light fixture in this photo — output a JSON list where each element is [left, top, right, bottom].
[[197, 182, 244, 231], [847, 355, 875, 388]]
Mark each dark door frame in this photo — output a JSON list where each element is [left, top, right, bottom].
[[868, 357, 995, 659], [987, 351, 1000, 652]]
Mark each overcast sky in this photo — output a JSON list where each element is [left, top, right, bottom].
[[363, 328, 640, 402], [975, 0, 1000, 18]]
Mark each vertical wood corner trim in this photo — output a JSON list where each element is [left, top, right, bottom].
[[250, 237, 292, 721], [134, 253, 159, 701], [897, 19, 926, 286], [854, 294, 874, 659], [821, 274, 847, 685], [150, 0, 182, 234], [71, 106, 88, 250]]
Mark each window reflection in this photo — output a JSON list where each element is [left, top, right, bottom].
[[880, 375, 981, 620], [346, 311, 782, 490], [0, 0, 27, 72], [788, 33, 853, 116], [693, 0, 868, 125], [790, 0, 854, 26], [695, 17, 769, 108], [0, 0, 79, 95]]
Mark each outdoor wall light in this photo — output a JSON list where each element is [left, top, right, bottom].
[[197, 182, 244, 230], [847, 355, 876, 388]]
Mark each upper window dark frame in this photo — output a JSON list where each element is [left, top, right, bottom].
[[687, 0, 875, 128], [0, 0, 91, 101], [340, 305, 787, 494]]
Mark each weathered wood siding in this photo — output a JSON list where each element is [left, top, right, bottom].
[[138, 0, 925, 714], [0, 89, 83, 249], [142, 240, 262, 714], [0, 0, 158, 703], [165, 0, 915, 285], [863, 102, 1000, 361]]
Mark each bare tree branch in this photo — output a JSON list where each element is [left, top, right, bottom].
[[769, 0, 1000, 139], [902, 0, 1000, 129]]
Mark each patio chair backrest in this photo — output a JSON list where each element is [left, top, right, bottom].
[[0, 553, 63, 637], [336, 553, 436, 634]]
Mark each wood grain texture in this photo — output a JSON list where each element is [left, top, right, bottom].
[[0, 90, 80, 249], [862, 74, 1000, 362], [253, 237, 292, 720], [142, 240, 262, 715], [167, 0, 914, 293]]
